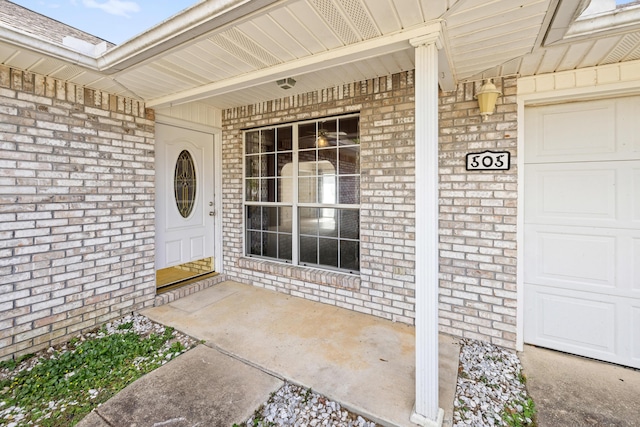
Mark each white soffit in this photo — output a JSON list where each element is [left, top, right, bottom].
[[0, 0, 553, 107], [137, 0, 555, 108], [134, 0, 444, 108], [8, 0, 640, 107], [469, 0, 640, 81]]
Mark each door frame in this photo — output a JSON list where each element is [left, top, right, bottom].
[[516, 70, 640, 352], [155, 115, 224, 274]]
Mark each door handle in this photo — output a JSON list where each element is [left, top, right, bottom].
[[209, 211, 215, 216]]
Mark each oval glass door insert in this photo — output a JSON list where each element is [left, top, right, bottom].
[[174, 150, 197, 218]]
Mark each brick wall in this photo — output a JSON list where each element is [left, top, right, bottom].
[[221, 73, 520, 349], [222, 72, 418, 324], [438, 77, 518, 348], [0, 66, 157, 360], [0, 66, 519, 358]]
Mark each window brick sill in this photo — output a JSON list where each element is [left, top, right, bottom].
[[238, 257, 361, 291]]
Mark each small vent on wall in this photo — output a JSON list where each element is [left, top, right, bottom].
[[222, 28, 281, 67], [50, 64, 84, 81], [209, 29, 279, 69], [311, 0, 359, 45], [337, 0, 380, 40], [602, 32, 640, 64]]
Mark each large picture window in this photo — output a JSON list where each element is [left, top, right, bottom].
[[244, 114, 360, 273]]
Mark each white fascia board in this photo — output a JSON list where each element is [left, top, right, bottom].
[[0, 27, 99, 69], [437, 23, 456, 92], [146, 22, 445, 108], [564, 4, 640, 39], [543, 0, 592, 46], [97, 0, 282, 73], [438, 47, 456, 92], [0, 0, 281, 74], [581, 0, 617, 16]]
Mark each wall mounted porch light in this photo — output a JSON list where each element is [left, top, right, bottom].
[[475, 79, 501, 120], [276, 77, 296, 90]]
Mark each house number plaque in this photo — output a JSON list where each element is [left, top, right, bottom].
[[466, 150, 511, 171]]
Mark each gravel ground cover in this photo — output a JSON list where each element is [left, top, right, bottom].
[[453, 339, 535, 427], [240, 382, 378, 427], [242, 339, 535, 427], [1, 315, 534, 427]]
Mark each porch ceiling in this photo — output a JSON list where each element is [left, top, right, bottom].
[[0, 0, 638, 109]]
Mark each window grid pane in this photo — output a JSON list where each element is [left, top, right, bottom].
[[245, 206, 294, 262], [244, 116, 360, 272], [246, 131, 260, 154], [261, 129, 275, 153]]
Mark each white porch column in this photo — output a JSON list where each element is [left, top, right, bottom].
[[410, 32, 444, 427]]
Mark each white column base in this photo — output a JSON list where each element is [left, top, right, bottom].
[[410, 407, 444, 427]]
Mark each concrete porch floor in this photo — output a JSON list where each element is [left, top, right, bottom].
[[141, 280, 461, 427]]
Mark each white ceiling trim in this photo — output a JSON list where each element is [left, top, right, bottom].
[[146, 22, 444, 108], [0, 0, 286, 75], [99, 0, 286, 73], [6, 0, 638, 109]]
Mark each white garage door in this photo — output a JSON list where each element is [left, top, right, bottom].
[[524, 96, 640, 368]]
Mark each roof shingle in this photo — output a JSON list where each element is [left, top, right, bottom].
[[0, 0, 114, 48]]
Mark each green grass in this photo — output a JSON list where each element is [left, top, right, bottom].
[[0, 323, 191, 427], [501, 369, 536, 427], [501, 397, 537, 427]]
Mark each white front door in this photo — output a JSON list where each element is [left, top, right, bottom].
[[523, 96, 640, 368], [155, 123, 215, 270]]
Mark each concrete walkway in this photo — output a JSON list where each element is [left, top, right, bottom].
[[89, 280, 460, 427], [75, 279, 640, 426], [78, 345, 283, 426]]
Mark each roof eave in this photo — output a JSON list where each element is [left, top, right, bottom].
[[0, 0, 283, 75], [543, 0, 592, 46], [0, 25, 98, 70], [98, 0, 283, 73]]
